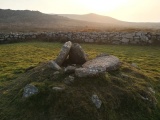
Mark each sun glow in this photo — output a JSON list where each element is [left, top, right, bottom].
[[76, 0, 129, 13]]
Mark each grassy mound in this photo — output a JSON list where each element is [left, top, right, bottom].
[[0, 42, 160, 120], [0, 61, 159, 120]]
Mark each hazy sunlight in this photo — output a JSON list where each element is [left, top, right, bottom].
[[77, 0, 129, 13], [0, 0, 160, 22]]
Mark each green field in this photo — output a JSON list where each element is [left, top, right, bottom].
[[0, 42, 160, 120], [0, 42, 159, 82]]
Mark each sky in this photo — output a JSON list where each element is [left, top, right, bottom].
[[0, 0, 160, 22]]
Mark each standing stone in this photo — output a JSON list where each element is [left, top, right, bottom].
[[55, 41, 72, 66], [69, 43, 87, 64], [23, 84, 38, 98]]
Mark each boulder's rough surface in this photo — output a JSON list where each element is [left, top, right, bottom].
[[69, 43, 87, 64], [83, 55, 121, 71], [91, 94, 102, 109], [75, 67, 106, 77], [55, 41, 72, 66], [23, 84, 38, 98], [48, 60, 61, 71]]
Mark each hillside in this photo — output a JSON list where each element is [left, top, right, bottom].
[[0, 9, 108, 32], [58, 13, 160, 30], [58, 13, 123, 24], [0, 9, 160, 32]]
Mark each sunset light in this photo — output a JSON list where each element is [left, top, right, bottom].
[[76, 0, 129, 13], [0, 0, 160, 22]]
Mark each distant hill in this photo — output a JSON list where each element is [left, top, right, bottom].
[[58, 13, 124, 24], [0, 9, 160, 32], [0, 9, 109, 32], [58, 13, 160, 31]]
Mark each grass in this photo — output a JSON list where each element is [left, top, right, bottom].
[[0, 41, 160, 120]]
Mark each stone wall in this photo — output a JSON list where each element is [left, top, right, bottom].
[[0, 31, 160, 45]]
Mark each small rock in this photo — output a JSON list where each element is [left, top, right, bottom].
[[131, 63, 138, 68], [64, 76, 75, 85], [64, 66, 76, 74], [23, 84, 38, 98], [69, 43, 87, 64], [48, 60, 61, 71], [91, 94, 102, 109], [54, 71, 60, 75], [121, 73, 130, 79], [53, 71, 61, 79], [55, 41, 72, 66], [52, 87, 65, 92]]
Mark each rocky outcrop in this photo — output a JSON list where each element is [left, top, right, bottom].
[[53, 42, 121, 77], [55, 41, 72, 66], [69, 43, 87, 64]]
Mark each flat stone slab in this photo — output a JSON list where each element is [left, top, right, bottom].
[[55, 41, 72, 66], [82, 55, 121, 71]]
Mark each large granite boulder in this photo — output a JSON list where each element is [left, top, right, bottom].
[[55, 41, 72, 66], [69, 43, 87, 64], [83, 55, 121, 71]]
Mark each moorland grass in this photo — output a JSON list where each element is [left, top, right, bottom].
[[0, 42, 159, 82], [0, 41, 160, 120]]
